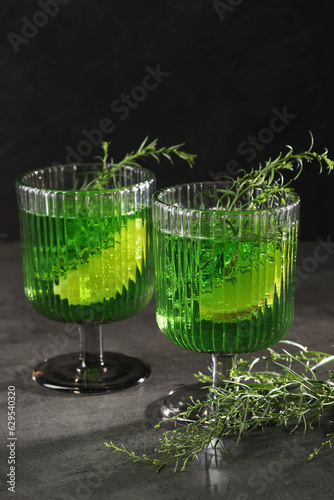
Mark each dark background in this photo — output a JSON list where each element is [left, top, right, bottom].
[[2, 0, 334, 242]]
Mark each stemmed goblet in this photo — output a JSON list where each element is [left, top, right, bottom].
[[153, 181, 300, 418], [16, 163, 155, 392]]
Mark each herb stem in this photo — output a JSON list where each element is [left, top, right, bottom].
[[212, 133, 333, 211], [82, 137, 196, 190], [106, 342, 334, 472]]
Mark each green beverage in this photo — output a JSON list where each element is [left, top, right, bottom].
[[20, 208, 154, 324], [153, 182, 299, 355], [16, 163, 156, 393], [155, 230, 296, 354], [17, 164, 155, 326]]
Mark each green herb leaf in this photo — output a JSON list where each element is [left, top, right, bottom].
[[106, 343, 334, 472], [212, 132, 334, 210], [82, 137, 196, 190]]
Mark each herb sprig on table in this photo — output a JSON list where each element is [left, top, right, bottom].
[[211, 134, 334, 210], [80, 137, 196, 190], [105, 341, 334, 472]]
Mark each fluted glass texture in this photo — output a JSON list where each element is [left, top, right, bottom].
[[16, 164, 155, 324], [153, 182, 300, 354]]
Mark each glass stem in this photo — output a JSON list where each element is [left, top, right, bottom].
[[79, 324, 104, 369], [210, 354, 237, 418], [211, 354, 236, 389]]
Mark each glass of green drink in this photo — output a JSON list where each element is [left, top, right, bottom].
[[16, 163, 155, 392], [153, 181, 300, 418]]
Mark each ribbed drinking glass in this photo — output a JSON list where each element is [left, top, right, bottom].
[[153, 181, 300, 418], [16, 164, 155, 392]]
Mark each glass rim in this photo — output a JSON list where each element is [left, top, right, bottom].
[[153, 181, 300, 216], [15, 163, 156, 195]]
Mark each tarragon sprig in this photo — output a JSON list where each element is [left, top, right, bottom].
[[105, 341, 334, 472], [82, 137, 196, 190], [213, 133, 334, 211]]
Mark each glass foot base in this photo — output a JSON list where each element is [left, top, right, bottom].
[[32, 352, 150, 393], [161, 383, 210, 422]]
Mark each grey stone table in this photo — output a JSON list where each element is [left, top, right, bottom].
[[1, 241, 334, 500]]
